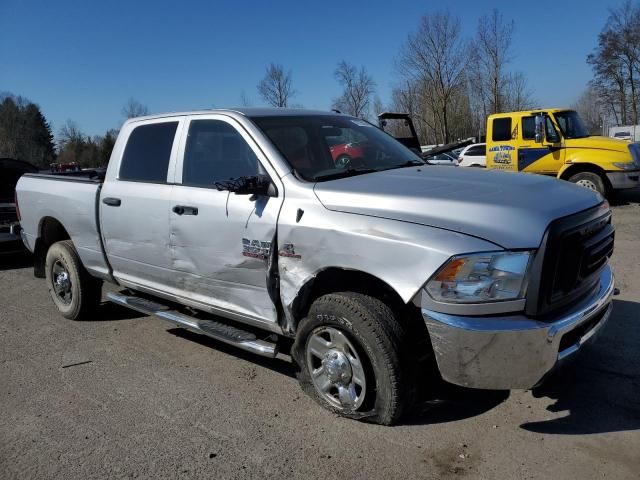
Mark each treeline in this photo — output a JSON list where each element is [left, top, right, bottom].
[[3, 3, 636, 167], [576, 1, 640, 132], [0, 93, 55, 168], [0, 94, 149, 169]]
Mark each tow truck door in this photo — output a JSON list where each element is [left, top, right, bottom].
[[517, 114, 564, 174], [167, 114, 284, 327]]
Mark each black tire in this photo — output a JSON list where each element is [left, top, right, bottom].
[[45, 240, 102, 320], [568, 171, 607, 196], [292, 292, 410, 425]]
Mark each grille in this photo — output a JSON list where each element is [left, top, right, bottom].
[[526, 205, 614, 317]]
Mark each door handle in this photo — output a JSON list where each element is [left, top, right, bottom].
[[172, 205, 198, 216], [102, 197, 121, 207]]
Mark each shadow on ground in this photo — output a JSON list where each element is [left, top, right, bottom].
[[521, 299, 640, 434], [610, 187, 640, 206], [0, 251, 32, 271], [167, 327, 296, 379], [91, 301, 147, 321]]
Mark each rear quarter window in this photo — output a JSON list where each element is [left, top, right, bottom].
[[119, 122, 178, 183], [492, 118, 512, 142]]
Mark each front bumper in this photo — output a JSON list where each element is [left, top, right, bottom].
[[606, 170, 640, 189], [422, 264, 614, 390]]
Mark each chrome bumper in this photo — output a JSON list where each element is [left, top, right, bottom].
[[422, 265, 614, 390], [606, 170, 639, 189]]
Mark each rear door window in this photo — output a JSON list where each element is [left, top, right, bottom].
[[181, 120, 261, 188], [119, 122, 178, 182]]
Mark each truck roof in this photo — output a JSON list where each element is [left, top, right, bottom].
[[488, 108, 572, 119], [123, 108, 342, 124]]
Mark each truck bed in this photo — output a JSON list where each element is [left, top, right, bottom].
[[16, 173, 111, 279]]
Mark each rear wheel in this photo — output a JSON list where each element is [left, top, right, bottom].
[[45, 240, 102, 320], [292, 292, 411, 425], [568, 171, 607, 196]]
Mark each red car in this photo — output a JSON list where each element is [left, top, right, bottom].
[[329, 142, 366, 167]]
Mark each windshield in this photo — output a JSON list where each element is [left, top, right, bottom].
[[250, 115, 423, 181], [553, 110, 590, 139]]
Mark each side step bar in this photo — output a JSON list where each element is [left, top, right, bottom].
[[107, 292, 277, 358]]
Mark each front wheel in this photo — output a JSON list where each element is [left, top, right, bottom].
[[568, 171, 607, 196], [292, 292, 410, 425], [45, 240, 102, 320]]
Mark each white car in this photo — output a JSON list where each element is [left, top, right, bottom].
[[458, 143, 486, 167], [612, 131, 632, 142], [425, 152, 458, 166]]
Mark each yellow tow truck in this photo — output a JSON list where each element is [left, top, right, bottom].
[[486, 109, 640, 196]]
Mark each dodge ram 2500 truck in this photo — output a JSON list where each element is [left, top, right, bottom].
[[16, 108, 616, 425]]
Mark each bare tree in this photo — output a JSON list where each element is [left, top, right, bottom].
[[122, 98, 149, 119], [504, 72, 536, 111], [332, 61, 376, 118], [239, 90, 252, 107], [372, 95, 385, 118], [588, 1, 640, 126], [397, 11, 468, 143], [257, 63, 296, 107], [608, 1, 640, 124], [58, 120, 84, 147], [469, 9, 514, 114], [572, 86, 604, 134]]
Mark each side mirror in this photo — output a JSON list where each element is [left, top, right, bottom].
[[534, 115, 545, 143], [215, 174, 277, 197]]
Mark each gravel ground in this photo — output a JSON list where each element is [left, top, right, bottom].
[[1, 190, 639, 479]]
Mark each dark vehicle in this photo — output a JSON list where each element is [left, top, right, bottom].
[[377, 112, 422, 152], [378, 112, 473, 160], [1, 158, 38, 254]]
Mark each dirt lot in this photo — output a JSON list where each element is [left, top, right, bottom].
[[1, 191, 639, 480]]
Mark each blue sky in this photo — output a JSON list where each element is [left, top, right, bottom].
[[1, 0, 613, 138]]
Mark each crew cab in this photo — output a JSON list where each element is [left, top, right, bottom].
[[16, 109, 616, 425], [486, 109, 640, 196]]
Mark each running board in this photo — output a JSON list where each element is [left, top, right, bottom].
[[107, 292, 277, 358]]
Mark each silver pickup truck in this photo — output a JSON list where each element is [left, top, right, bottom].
[[16, 108, 616, 425]]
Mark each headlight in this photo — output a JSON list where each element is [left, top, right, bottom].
[[425, 251, 533, 303]]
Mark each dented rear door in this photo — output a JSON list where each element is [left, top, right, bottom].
[[100, 118, 184, 290], [167, 114, 284, 328]]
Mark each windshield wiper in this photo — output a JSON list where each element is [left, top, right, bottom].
[[380, 159, 426, 171], [312, 167, 379, 182]]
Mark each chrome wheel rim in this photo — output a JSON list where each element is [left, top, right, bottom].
[[305, 326, 367, 410], [576, 179, 598, 191], [52, 260, 72, 305]]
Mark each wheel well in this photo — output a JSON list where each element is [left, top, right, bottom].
[[290, 268, 425, 334], [33, 217, 71, 278], [560, 163, 610, 187]]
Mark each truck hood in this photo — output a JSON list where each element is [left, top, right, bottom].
[[313, 167, 602, 249], [564, 135, 631, 153]]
